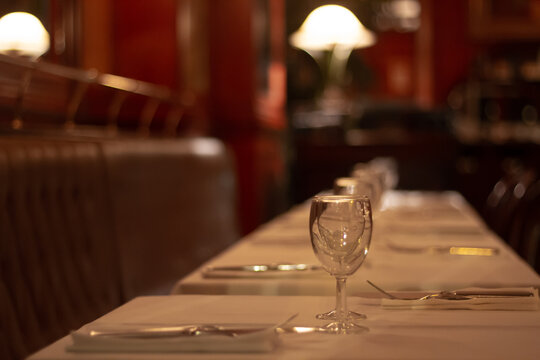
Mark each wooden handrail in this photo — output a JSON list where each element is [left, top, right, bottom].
[[0, 53, 190, 135]]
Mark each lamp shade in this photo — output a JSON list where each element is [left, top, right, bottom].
[[0, 12, 50, 59], [290, 5, 376, 51]]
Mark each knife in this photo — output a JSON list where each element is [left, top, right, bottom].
[[89, 325, 324, 338], [453, 289, 535, 297], [89, 325, 265, 338], [387, 243, 500, 256], [89, 314, 306, 338], [203, 263, 323, 273]]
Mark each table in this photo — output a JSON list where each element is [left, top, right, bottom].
[[28, 190, 540, 360], [173, 191, 540, 296], [28, 294, 540, 360]]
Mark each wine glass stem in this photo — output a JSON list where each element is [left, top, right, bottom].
[[335, 276, 348, 322]]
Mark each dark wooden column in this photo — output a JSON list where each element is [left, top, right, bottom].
[[206, 0, 288, 235]]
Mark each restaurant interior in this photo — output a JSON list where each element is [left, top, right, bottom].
[[1, 0, 540, 359]]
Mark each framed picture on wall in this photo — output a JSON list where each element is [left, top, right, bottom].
[[470, 0, 540, 40]]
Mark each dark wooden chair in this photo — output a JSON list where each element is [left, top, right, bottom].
[[508, 178, 540, 272], [483, 167, 537, 243]]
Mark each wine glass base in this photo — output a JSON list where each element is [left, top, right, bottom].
[[322, 321, 369, 334], [316, 310, 367, 320]]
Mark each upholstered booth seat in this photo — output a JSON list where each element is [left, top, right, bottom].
[[101, 137, 239, 298], [0, 134, 238, 360]]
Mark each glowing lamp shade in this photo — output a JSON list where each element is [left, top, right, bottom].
[[0, 12, 50, 59], [290, 5, 376, 51]]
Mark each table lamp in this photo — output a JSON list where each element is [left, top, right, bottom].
[[289, 4, 376, 111], [0, 12, 50, 59]]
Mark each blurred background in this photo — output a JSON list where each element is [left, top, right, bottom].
[[0, 0, 539, 235]]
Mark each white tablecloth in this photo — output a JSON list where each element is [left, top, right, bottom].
[[173, 191, 540, 295], [28, 295, 540, 360]]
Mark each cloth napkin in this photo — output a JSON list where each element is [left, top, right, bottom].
[[66, 323, 281, 353], [381, 287, 539, 311]]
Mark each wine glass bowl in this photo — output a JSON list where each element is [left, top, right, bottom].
[[309, 194, 373, 334]]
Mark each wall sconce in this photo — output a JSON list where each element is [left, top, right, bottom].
[[0, 12, 50, 59], [290, 5, 376, 111]]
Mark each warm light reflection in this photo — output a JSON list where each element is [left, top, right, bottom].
[[191, 139, 224, 156], [289, 5, 376, 51], [448, 247, 498, 256], [251, 265, 268, 272], [0, 12, 50, 59]]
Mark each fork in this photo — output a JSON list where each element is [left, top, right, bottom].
[[366, 280, 471, 300]]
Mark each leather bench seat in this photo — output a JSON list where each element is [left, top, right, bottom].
[[0, 133, 238, 360]]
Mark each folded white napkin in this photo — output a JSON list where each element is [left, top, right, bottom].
[[66, 323, 281, 353], [381, 287, 539, 311]]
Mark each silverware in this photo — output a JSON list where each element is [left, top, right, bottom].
[[386, 243, 500, 256], [366, 280, 470, 300], [203, 263, 323, 273], [450, 289, 534, 297], [89, 325, 325, 338], [88, 314, 308, 338], [89, 325, 232, 338], [385, 226, 485, 236], [366, 280, 534, 301]]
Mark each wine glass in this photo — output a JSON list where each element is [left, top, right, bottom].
[[309, 194, 372, 334], [350, 168, 385, 210], [333, 177, 379, 210], [368, 157, 399, 190]]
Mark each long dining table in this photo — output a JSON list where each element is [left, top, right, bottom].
[[173, 190, 540, 296], [28, 190, 540, 360]]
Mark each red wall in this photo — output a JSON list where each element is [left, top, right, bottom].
[[361, 31, 417, 100], [112, 0, 179, 89], [351, 0, 479, 106], [430, 0, 478, 105]]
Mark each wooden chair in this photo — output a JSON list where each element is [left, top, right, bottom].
[[508, 178, 540, 271], [483, 167, 537, 243]]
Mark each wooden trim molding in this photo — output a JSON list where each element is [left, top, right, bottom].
[[469, 0, 540, 41]]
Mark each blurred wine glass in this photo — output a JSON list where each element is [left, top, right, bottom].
[[334, 177, 379, 210]]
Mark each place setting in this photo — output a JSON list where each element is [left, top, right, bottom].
[[379, 234, 502, 257], [200, 262, 326, 279], [66, 313, 301, 355], [366, 280, 539, 311]]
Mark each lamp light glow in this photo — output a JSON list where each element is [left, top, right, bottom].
[[289, 5, 376, 51], [0, 12, 50, 59]]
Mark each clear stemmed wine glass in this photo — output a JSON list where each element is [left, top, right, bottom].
[[350, 169, 385, 211], [333, 177, 379, 211], [309, 194, 373, 334]]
